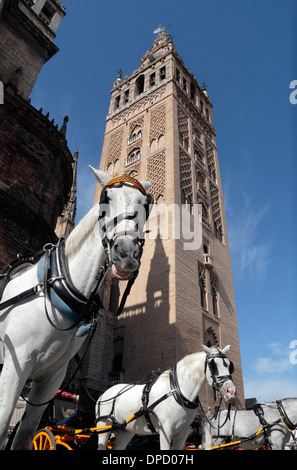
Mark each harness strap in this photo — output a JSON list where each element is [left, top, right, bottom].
[[0, 253, 42, 310], [253, 404, 271, 449], [170, 365, 200, 409], [0, 285, 41, 311], [276, 400, 296, 432], [232, 409, 237, 438], [114, 269, 139, 317], [37, 240, 106, 336], [140, 373, 162, 433]]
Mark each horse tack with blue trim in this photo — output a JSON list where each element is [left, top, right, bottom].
[[37, 239, 104, 336], [0, 175, 151, 333]]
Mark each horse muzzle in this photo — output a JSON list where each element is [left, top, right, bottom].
[[110, 234, 143, 280], [221, 380, 236, 401]]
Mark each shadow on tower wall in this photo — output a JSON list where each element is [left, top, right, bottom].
[[109, 234, 176, 384]]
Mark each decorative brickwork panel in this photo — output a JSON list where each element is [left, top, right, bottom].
[[129, 115, 144, 133], [176, 88, 213, 141], [177, 105, 189, 144], [192, 125, 202, 142], [206, 142, 217, 182], [147, 150, 166, 199], [179, 148, 192, 198], [195, 165, 207, 199], [106, 128, 124, 166], [149, 104, 166, 143], [110, 86, 166, 126], [126, 162, 141, 178], [210, 181, 223, 237]]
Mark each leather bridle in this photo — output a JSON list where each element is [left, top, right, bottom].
[[98, 175, 153, 259], [204, 352, 234, 393]]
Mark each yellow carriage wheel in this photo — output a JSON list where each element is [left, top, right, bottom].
[[31, 429, 57, 450]]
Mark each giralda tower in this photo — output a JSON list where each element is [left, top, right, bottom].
[[93, 30, 245, 410]]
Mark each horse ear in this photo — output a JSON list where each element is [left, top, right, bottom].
[[89, 166, 111, 187], [221, 345, 230, 354], [140, 181, 151, 192], [202, 344, 212, 355]]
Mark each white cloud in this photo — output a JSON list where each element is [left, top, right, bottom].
[[255, 342, 293, 374], [244, 377, 297, 402], [227, 194, 271, 281], [255, 356, 291, 374], [243, 341, 297, 402]]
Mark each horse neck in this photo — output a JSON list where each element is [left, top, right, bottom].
[[176, 352, 206, 402], [64, 208, 106, 297]]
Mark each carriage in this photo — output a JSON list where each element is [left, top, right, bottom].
[[27, 345, 236, 451], [27, 398, 297, 451], [29, 386, 143, 451]]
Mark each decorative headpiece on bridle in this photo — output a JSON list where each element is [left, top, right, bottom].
[[103, 174, 148, 195]]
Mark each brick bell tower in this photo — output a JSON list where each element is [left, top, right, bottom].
[[93, 29, 245, 411], [0, 0, 75, 267]]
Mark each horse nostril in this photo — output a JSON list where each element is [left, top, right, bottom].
[[115, 243, 127, 259]]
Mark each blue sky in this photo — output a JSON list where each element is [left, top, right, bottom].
[[30, 0, 297, 403]]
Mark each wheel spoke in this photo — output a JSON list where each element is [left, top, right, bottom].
[[31, 429, 56, 450]]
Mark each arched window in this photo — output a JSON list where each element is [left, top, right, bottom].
[[107, 162, 113, 175], [204, 327, 219, 347], [211, 275, 219, 316], [200, 276, 206, 309], [196, 170, 206, 194], [150, 138, 157, 153], [158, 134, 165, 149], [112, 354, 123, 372], [199, 201, 209, 226], [125, 147, 141, 167], [135, 74, 145, 95], [198, 263, 207, 310], [128, 126, 142, 145]]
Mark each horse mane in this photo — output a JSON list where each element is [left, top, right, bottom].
[[65, 204, 99, 258], [176, 351, 205, 377]]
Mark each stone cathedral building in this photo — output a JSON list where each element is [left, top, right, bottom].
[[0, 0, 76, 268], [91, 29, 245, 409]]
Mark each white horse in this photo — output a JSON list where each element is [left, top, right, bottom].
[[96, 345, 236, 450], [202, 397, 297, 450], [0, 168, 153, 450]]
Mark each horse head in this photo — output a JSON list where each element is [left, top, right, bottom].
[[202, 344, 236, 401], [90, 167, 153, 280]]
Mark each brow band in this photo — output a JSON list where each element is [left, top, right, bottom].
[[105, 175, 147, 195]]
